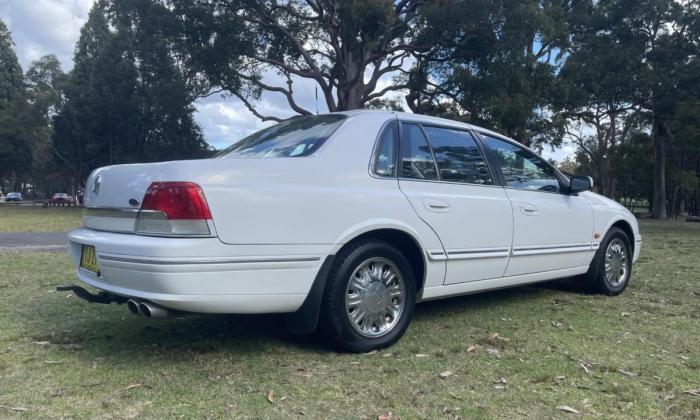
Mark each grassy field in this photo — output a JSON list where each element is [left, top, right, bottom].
[[0, 220, 698, 418], [0, 206, 84, 232]]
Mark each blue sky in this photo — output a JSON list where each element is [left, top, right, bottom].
[[0, 0, 574, 160]]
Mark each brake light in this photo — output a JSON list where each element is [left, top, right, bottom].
[[135, 182, 213, 236]]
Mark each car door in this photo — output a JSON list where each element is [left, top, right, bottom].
[[479, 134, 594, 277], [397, 122, 513, 285]]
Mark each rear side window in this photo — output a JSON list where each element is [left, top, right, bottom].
[[400, 124, 438, 180], [423, 126, 492, 185], [216, 114, 346, 158], [373, 121, 398, 177]]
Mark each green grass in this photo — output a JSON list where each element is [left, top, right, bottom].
[[0, 220, 698, 418], [0, 206, 84, 232]]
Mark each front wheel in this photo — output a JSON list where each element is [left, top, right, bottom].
[[319, 240, 416, 352], [582, 227, 632, 295]]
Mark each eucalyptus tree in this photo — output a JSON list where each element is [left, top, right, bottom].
[[561, 0, 699, 218], [0, 19, 33, 191], [53, 3, 209, 185], [108, 0, 432, 121], [405, 0, 570, 148]]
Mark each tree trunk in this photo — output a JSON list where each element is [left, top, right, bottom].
[[650, 117, 668, 219]]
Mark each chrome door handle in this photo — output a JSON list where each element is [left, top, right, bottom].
[[520, 203, 538, 215], [424, 198, 451, 212]]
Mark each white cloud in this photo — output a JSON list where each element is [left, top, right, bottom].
[[541, 141, 576, 163], [0, 0, 94, 70]]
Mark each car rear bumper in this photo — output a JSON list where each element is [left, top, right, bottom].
[[67, 228, 328, 314]]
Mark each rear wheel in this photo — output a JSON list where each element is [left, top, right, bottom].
[[320, 240, 416, 352], [582, 227, 632, 295]]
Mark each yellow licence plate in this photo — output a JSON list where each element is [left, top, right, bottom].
[[80, 245, 100, 275]]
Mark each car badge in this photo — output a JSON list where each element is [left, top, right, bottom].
[[93, 175, 101, 194]]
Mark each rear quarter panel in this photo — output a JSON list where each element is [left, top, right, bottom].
[[156, 113, 444, 276]]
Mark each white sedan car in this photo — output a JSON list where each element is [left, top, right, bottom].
[[64, 110, 641, 352]]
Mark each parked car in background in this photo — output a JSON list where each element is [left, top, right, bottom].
[[5, 192, 23, 202], [49, 193, 75, 206], [62, 110, 642, 352]]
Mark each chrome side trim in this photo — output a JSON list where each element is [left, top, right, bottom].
[[426, 250, 447, 261], [98, 254, 322, 265], [86, 207, 140, 218], [427, 247, 510, 261], [514, 243, 591, 252], [511, 243, 592, 256], [447, 247, 511, 260]]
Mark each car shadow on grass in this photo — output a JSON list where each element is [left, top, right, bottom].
[[36, 278, 589, 358]]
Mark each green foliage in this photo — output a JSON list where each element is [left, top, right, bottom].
[[52, 3, 209, 185], [0, 19, 47, 193], [0, 19, 24, 111], [408, 0, 568, 147], [107, 0, 428, 119]]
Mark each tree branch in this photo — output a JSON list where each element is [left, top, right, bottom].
[[231, 91, 284, 123]]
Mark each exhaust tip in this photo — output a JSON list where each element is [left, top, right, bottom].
[[138, 303, 152, 318], [127, 299, 140, 315]]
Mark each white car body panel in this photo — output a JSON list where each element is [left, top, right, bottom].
[[504, 188, 594, 276], [399, 180, 513, 284], [68, 110, 641, 316]]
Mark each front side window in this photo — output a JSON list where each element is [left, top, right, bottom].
[[372, 121, 398, 177], [216, 114, 347, 158], [400, 123, 438, 180], [481, 134, 561, 192], [423, 126, 492, 185]]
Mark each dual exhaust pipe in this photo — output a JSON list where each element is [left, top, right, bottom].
[[126, 299, 171, 319]]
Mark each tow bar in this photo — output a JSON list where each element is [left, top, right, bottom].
[[56, 284, 127, 305]]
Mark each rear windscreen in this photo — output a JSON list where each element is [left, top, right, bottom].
[[216, 114, 347, 158]]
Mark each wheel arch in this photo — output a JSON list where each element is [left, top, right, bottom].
[[337, 228, 427, 293], [608, 219, 636, 254], [285, 225, 429, 335]]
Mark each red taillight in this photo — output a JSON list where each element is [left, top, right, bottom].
[[140, 182, 212, 220], [135, 182, 213, 236]]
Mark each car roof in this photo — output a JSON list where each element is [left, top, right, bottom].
[[332, 109, 517, 143]]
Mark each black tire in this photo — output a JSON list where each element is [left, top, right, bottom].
[[319, 239, 416, 353], [581, 227, 632, 295]]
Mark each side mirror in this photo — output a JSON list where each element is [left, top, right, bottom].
[[569, 176, 593, 193]]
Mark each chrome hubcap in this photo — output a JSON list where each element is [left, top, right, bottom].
[[345, 257, 405, 338], [604, 238, 628, 287]]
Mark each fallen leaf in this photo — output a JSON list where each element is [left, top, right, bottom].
[[415, 353, 429, 358], [556, 375, 567, 380], [684, 389, 700, 396], [467, 345, 477, 353], [0, 405, 28, 412], [33, 341, 51, 346], [439, 370, 453, 378], [63, 343, 82, 351], [579, 362, 592, 374], [485, 333, 500, 345], [44, 360, 63, 365], [267, 390, 274, 404], [621, 312, 631, 317], [382, 352, 393, 358], [556, 405, 581, 415], [618, 368, 639, 377]]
